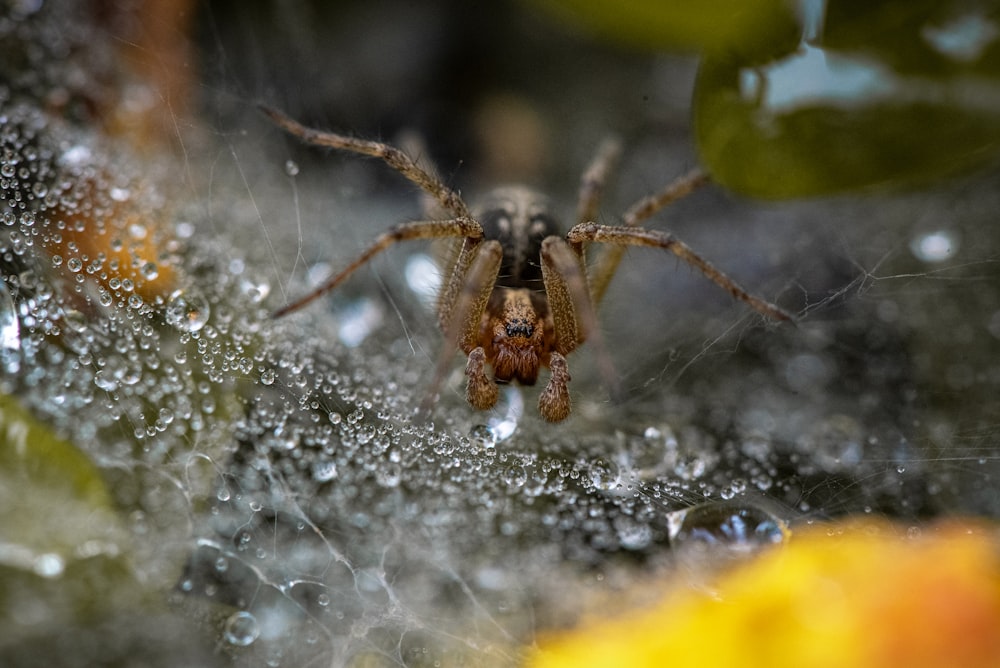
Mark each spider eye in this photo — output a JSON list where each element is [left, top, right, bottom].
[[505, 318, 534, 338]]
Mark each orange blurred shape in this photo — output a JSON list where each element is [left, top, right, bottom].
[[41, 172, 178, 304], [530, 519, 1000, 668]]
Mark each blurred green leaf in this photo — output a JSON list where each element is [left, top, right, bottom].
[[536, 0, 801, 60], [694, 2, 1000, 197], [0, 395, 144, 643]]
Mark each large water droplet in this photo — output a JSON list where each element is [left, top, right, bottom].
[[223, 610, 260, 647], [668, 499, 788, 558], [165, 290, 210, 332]]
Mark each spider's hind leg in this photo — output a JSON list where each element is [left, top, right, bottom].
[[575, 137, 623, 227]]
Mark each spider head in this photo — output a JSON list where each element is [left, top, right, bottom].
[[486, 289, 547, 386]]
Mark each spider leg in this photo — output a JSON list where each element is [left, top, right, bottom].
[[588, 168, 709, 305], [272, 217, 482, 318], [540, 236, 621, 418], [567, 223, 792, 322], [260, 104, 471, 220], [420, 240, 503, 416], [575, 137, 623, 226]]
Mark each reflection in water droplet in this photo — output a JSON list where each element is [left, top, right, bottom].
[[910, 230, 959, 263], [502, 465, 527, 488], [668, 499, 788, 557], [165, 290, 210, 332], [468, 424, 496, 449], [223, 611, 260, 647]]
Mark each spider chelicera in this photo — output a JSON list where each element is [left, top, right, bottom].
[[262, 105, 791, 422]]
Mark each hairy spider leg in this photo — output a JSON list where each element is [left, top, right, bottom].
[[587, 168, 710, 306], [567, 222, 793, 322], [271, 218, 482, 318], [429, 241, 504, 415], [575, 137, 623, 227], [538, 235, 619, 421], [259, 104, 470, 220]]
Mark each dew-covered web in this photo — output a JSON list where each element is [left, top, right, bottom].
[[4, 2, 1000, 667]]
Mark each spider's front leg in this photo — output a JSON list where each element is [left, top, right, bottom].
[[426, 239, 504, 413], [566, 222, 792, 322]]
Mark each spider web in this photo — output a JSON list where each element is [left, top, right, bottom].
[[3, 2, 1000, 667]]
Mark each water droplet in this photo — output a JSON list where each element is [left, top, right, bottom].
[[502, 465, 527, 488], [588, 457, 621, 491], [140, 262, 159, 281], [910, 230, 958, 262], [668, 499, 788, 557], [376, 462, 402, 487], [165, 290, 210, 332], [223, 611, 260, 647], [284, 159, 300, 176], [66, 257, 83, 273], [468, 424, 496, 449], [312, 460, 338, 482]]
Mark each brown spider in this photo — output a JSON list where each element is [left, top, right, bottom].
[[262, 105, 791, 422]]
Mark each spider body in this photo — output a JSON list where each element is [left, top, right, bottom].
[[468, 186, 557, 386], [262, 105, 791, 422]]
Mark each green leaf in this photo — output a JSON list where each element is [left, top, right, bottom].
[[0, 395, 144, 640], [694, 2, 1000, 197], [536, 0, 800, 59]]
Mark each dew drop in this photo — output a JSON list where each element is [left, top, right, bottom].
[[165, 290, 210, 332], [284, 159, 300, 177], [259, 368, 276, 385], [223, 611, 260, 647], [140, 262, 159, 281], [502, 464, 527, 488], [312, 460, 338, 482], [668, 500, 788, 556]]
